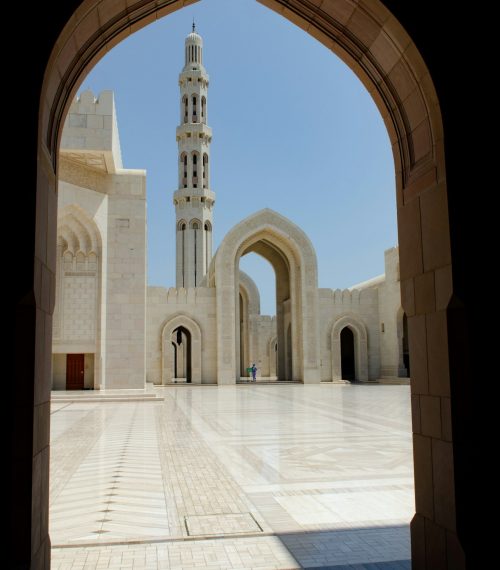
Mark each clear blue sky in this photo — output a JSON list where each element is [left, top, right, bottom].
[[83, 0, 397, 315]]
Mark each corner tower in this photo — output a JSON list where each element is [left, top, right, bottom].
[[174, 24, 215, 288]]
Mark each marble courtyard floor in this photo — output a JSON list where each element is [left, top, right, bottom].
[[50, 384, 414, 569]]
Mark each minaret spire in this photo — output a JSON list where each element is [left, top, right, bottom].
[[173, 28, 214, 288]]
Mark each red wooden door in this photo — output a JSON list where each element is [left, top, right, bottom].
[[66, 354, 84, 390]]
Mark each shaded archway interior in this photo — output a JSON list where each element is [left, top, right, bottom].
[[171, 325, 191, 382], [340, 327, 355, 381], [238, 239, 291, 381]]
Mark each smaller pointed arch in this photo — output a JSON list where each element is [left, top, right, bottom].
[[58, 204, 101, 256], [330, 314, 369, 382], [190, 218, 201, 230], [191, 151, 200, 187], [182, 94, 188, 123], [161, 314, 202, 384]]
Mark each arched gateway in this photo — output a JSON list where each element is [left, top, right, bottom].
[[14, 2, 469, 568], [161, 314, 202, 384], [213, 209, 320, 384]]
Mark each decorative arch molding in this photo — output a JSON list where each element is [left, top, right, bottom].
[[160, 313, 202, 384], [189, 218, 202, 229], [58, 203, 102, 255], [214, 208, 320, 384], [331, 313, 369, 382]]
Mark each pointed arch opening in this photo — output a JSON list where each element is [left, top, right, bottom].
[[331, 315, 369, 382], [22, 1, 461, 566], [161, 314, 202, 384], [214, 209, 320, 384], [202, 153, 208, 188], [201, 96, 206, 123], [182, 94, 188, 124], [180, 152, 188, 187], [192, 94, 198, 122], [191, 151, 199, 187]]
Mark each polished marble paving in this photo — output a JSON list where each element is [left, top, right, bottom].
[[50, 384, 414, 569]]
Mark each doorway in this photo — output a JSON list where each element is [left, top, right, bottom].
[[171, 326, 192, 382], [66, 354, 84, 390], [340, 327, 355, 381]]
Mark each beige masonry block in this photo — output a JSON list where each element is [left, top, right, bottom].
[[414, 271, 435, 315], [435, 265, 453, 310], [408, 314, 428, 394], [346, 6, 381, 48], [432, 439, 456, 531], [398, 198, 423, 280], [425, 518, 446, 569], [420, 395, 441, 439], [420, 184, 452, 271], [410, 514, 426, 570], [426, 310, 450, 397], [413, 434, 434, 519]]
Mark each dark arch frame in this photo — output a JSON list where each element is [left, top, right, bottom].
[[12, 2, 474, 568]]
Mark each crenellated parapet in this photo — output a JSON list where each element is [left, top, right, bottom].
[[148, 286, 216, 305], [319, 287, 378, 305], [60, 89, 123, 174]]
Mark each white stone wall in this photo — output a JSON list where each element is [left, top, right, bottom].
[[61, 89, 123, 172], [343, 246, 406, 379], [146, 287, 217, 384], [60, 274, 97, 342], [53, 90, 147, 390], [318, 288, 381, 381], [377, 248, 406, 377], [103, 171, 147, 389], [52, 354, 66, 390]]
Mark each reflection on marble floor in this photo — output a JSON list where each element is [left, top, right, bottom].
[[50, 384, 414, 569]]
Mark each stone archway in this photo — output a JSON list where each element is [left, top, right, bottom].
[[14, 2, 467, 568], [213, 208, 320, 384], [331, 314, 369, 382], [161, 314, 202, 384]]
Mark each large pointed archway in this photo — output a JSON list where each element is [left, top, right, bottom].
[[213, 209, 320, 384], [13, 1, 472, 568]]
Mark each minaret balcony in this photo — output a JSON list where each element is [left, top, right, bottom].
[[174, 188, 215, 203], [176, 123, 212, 139], [179, 68, 209, 83]]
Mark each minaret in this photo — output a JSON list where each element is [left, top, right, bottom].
[[174, 24, 215, 288]]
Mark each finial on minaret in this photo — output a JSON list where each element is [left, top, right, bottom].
[[192, 19, 196, 33]]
